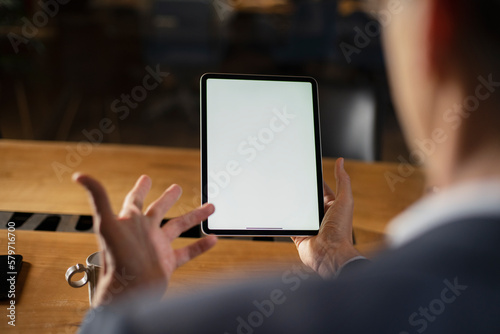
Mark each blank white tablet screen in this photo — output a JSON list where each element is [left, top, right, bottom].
[[206, 77, 320, 231]]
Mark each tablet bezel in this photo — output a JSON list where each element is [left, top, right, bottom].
[[200, 73, 324, 236]]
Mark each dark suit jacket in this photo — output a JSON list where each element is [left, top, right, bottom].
[[79, 216, 500, 333]]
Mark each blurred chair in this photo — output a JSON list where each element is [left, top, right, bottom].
[[142, 0, 226, 122], [319, 83, 380, 161]]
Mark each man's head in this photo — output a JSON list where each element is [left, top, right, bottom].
[[370, 0, 500, 172]]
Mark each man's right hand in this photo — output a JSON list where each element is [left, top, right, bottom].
[[292, 158, 361, 278]]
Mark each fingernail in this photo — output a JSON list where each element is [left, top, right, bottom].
[[204, 203, 215, 212], [340, 158, 344, 169], [168, 184, 182, 194]]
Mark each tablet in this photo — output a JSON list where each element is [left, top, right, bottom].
[[200, 73, 323, 236]]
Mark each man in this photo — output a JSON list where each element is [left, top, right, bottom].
[[77, 0, 500, 332]]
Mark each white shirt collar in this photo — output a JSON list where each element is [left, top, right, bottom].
[[386, 179, 500, 248]]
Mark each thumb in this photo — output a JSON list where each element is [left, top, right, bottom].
[[334, 158, 353, 208], [319, 158, 354, 242]]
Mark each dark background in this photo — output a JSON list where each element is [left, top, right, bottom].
[[0, 0, 409, 161]]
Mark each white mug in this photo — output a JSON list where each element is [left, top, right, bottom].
[[65, 251, 101, 305]]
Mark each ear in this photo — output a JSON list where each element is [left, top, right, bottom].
[[426, 0, 461, 78]]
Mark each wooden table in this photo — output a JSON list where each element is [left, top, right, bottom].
[[0, 139, 424, 333], [0, 139, 424, 241], [1, 231, 303, 333]]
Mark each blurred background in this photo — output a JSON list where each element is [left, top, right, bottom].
[[0, 0, 409, 162]]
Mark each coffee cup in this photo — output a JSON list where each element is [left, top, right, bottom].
[[65, 251, 101, 305]]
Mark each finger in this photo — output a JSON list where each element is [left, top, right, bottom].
[[73, 173, 115, 234], [145, 184, 182, 222], [163, 204, 215, 240], [321, 158, 354, 233], [334, 158, 353, 207], [119, 175, 152, 218], [291, 236, 307, 247], [173, 236, 218, 268]]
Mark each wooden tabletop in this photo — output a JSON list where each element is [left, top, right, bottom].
[[0, 139, 425, 333], [0, 139, 425, 242], [1, 230, 305, 334]]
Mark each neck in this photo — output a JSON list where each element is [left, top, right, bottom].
[[424, 95, 500, 190], [428, 142, 500, 190]]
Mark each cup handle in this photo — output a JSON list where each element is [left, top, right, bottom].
[[66, 263, 89, 288]]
